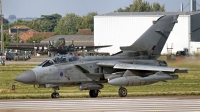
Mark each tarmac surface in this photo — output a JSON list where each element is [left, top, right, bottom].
[[0, 96, 200, 112]]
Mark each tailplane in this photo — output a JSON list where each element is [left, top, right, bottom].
[[119, 15, 178, 59]]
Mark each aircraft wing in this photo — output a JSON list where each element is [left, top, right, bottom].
[[93, 45, 112, 49], [5, 46, 34, 51], [97, 63, 188, 73], [76, 45, 112, 51]]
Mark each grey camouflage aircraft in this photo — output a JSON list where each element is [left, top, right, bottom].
[[14, 15, 188, 98]]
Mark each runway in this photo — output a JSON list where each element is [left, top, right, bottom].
[[0, 97, 200, 112]]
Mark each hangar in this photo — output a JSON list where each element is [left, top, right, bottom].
[[94, 12, 200, 55]]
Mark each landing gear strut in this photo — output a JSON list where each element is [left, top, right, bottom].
[[89, 90, 99, 98], [51, 86, 60, 98], [118, 87, 127, 97]]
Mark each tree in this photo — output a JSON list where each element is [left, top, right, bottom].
[[80, 12, 98, 32], [115, 0, 165, 12], [0, 17, 11, 30], [13, 33, 20, 44], [0, 33, 11, 46], [27, 13, 62, 32], [4, 33, 11, 46], [54, 13, 81, 35], [8, 15, 17, 20], [116, 8, 124, 12], [11, 19, 30, 26], [40, 13, 62, 32], [26, 36, 48, 43], [152, 2, 165, 12]]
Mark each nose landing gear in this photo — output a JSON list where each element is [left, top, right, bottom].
[[51, 86, 60, 98], [51, 92, 59, 98]]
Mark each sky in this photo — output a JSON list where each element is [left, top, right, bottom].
[[2, 0, 198, 18]]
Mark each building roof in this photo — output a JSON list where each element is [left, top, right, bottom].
[[9, 26, 30, 34], [41, 35, 94, 46], [18, 29, 54, 41], [11, 25, 29, 29], [97, 12, 200, 17], [77, 29, 92, 35]]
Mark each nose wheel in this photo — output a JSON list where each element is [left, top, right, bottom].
[[118, 87, 127, 97], [51, 92, 59, 98], [51, 86, 60, 98], [89, 90, 99, 98]]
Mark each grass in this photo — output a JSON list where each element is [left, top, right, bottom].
[[1, 57, 200, 99]]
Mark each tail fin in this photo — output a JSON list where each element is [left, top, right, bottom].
[[54, 38, 65, 49], [120, 15, 178, 58]]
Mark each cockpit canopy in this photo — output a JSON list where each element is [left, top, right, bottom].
[[38, 55, 79, 67]]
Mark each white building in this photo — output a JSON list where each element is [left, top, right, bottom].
[[94, 12, 200, 55]]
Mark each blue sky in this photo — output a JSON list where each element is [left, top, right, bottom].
[[2, 0, 197, 18]]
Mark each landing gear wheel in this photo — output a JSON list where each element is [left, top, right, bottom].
[[89, 90, 99, 98], [118, 87, 127, 97], [51, 92, 59, 98]]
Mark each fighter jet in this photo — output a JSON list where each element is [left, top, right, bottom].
[[14, 15, 188, 98]]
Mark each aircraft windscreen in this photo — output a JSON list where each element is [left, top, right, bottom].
[[42, 60, 54, 67], [38, 60, 48, 66], [38, 59, 54, 67], [38, 56, 79, 66]]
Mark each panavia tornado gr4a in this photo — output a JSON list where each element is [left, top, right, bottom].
[[14, 15, 188, 98]]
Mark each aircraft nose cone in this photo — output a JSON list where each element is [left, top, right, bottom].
[[14, 70, 36, 84]]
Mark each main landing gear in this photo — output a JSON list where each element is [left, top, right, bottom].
[[51, 86, 60, 98], [118, 87, 127, 97], [89, 90, 99, 98]]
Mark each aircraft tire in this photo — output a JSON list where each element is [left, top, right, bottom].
[[51, 92, 59, 98], [118, 87, 127, 97], [89, 90, 99, 98]]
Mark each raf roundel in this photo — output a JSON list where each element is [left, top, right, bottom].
[[60, 72, 63, 77]]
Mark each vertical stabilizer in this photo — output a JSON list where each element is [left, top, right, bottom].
[[120, 15, 178, 58], [54, 38, 65, 49]]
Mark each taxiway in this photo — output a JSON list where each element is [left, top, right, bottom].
[[0, 96, 200, 112]]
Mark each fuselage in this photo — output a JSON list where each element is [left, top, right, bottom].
[[15, 54, 170, 88], [32, 55, 132, 85]]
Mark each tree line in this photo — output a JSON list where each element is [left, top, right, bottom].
[[4, 12, 98, 35], [115, 0, 165, 12]]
